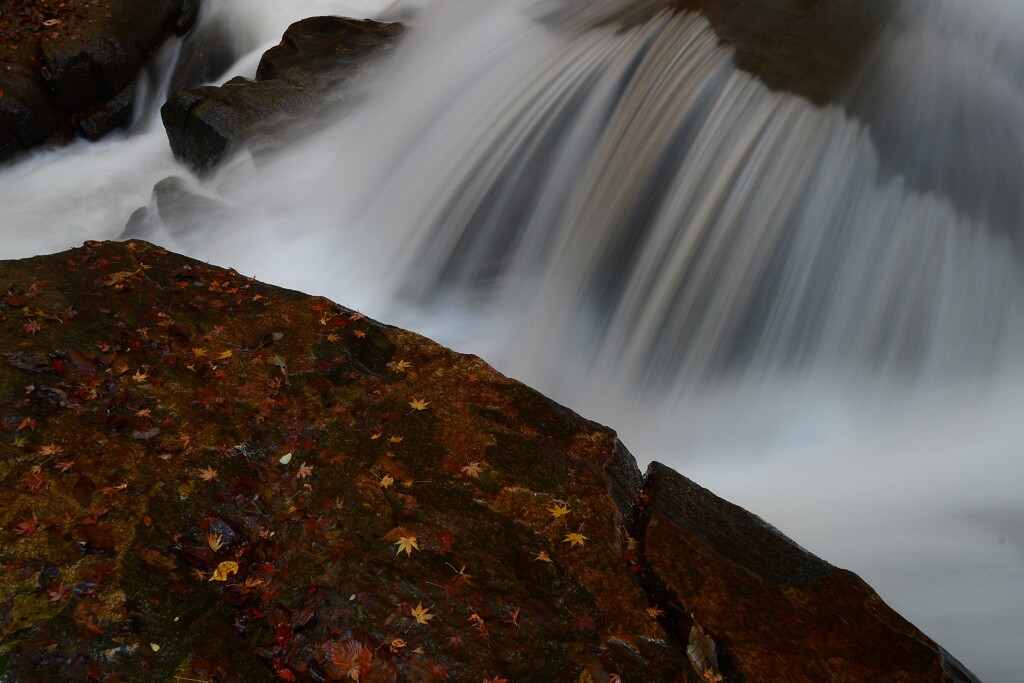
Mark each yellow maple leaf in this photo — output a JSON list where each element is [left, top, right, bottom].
[[131, 369, 149, 383], [379, 474, 394, 489], [408, 398, 429, 411], [388, 435, 404, 443], [394, 360, 412, 372], [210, 560, 238, 581], [191, 347, 208, 358], [410, 602, 434, 626], [563, 532, 587, 548], [197, 466, 218, 481], [207, 532, 224, 551], [218, 350, 233, 360], [548, 504, 571, 518], [534, 551, 552, 563], [326, 333, 341, 342], [395, 534, 418, 557]]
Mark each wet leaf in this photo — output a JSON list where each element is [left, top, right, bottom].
[[548, 504, 571, 518], [210, 560, 239, 582], [411, 602, 434, 626], [394, 534, 418, 557], [563, 532, 587, 548]]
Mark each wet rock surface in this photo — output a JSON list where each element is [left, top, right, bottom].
[[0, 0, 198, 162], [0, 241, 979, 682], [639, 462, 980, 682], [161, 16, 403, 173]]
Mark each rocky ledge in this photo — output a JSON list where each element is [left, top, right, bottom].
[[161, 17, 403, 173], [0, 0, 198, 162], [0, 241, 978, 682]]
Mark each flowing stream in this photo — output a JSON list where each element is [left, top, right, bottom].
[[2, 0, 1023, 679]]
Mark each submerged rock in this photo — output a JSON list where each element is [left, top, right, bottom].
[[0, 0, 198, 162], [161, 16, 404, 173], [0, 240, 979, 681]]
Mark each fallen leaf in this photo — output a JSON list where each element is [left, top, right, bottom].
[[197, 466, 218, 481], [210, 560, 239, 582], [409, 398, 429, 411], [13, 513, 39, 537], [548, 503, 571, 518], [534, 551, 552, 563], [394, 360, 412, 372], [411, 602, 434, 626], [395, 534, 418, 557], [563, 532, 587, 548], [208, 532, 225, 551], [279, 452, 293, 465], [379, 474, 394, 489], [295, 463, 313, 480], [461, 462, 483, 479]]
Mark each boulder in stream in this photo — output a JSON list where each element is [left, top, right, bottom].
[[161, 16, 404, 173], [0, 0, 198, 162], [0, 240, 979, 682]]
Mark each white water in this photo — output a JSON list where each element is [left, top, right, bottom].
[[2, 0, 1023, 680]]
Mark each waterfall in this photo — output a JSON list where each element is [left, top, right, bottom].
[[1, 0, 1022, 680]]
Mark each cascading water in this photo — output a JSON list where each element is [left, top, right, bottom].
[[1, 0, 1022, 680]]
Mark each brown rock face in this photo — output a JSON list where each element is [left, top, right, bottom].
[[0, 241, 978, 682], [0, 0, 198, 162], [161, 16, 404, 173], [640, 462, 980, 682]]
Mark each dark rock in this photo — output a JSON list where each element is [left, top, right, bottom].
[[162, 16, 404, 173], [168, 18, 238, 92], [121, 175, 235, 242], [0, 0, 199, 164], [584, 0, 888, 106], [0, 240, 980, 682], [76, 81, 136, 140], [640, 462, 980, 682]]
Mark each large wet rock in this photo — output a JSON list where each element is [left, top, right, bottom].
[[161, 17, 403, 173], [640, 462, 979, 682], [0, 240, 979, 682], [0, 0, 198, 163]]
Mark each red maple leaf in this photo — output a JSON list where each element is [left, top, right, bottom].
[[13, 512, 39, 537]]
